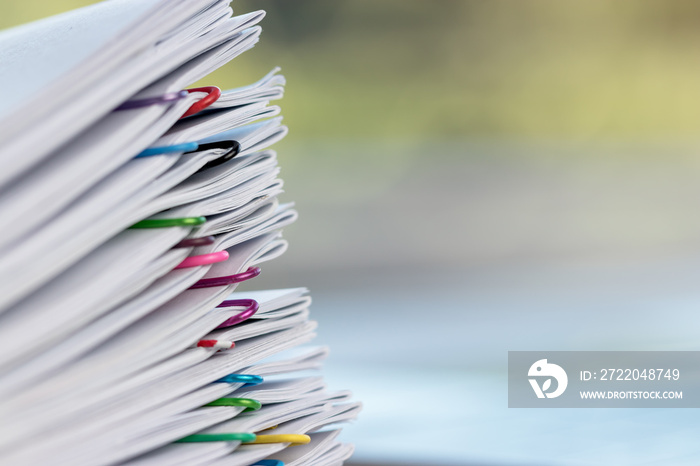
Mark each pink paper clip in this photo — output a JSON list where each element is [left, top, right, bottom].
[[189, 267, 261, 289], [215, 299, 259, 328], [175, 250, 229, 269]]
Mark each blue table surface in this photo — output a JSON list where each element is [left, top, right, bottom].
[[300, 257, 700, 465]]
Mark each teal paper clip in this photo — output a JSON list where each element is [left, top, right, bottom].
[[213, 374, 264, 386], [175, 432, 256, 443]]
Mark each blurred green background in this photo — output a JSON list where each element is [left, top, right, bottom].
[[6, 0, 700, 140]]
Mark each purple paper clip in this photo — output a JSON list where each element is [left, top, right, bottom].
[[189, 267, 261, 289], [173, 236, 216, 248], [115, 90, 188, 110], [216, 299, 259, 328]]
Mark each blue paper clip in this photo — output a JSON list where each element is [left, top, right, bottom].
[[135, 142, 199, 158], [135, 139, 240, 164], [250, 460, 284, 466], [214, 374, 264, 386]]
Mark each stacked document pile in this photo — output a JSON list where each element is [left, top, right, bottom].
[[0, 1, 359, 465]]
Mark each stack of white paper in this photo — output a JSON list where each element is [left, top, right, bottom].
[[0, 1, 359, 465]]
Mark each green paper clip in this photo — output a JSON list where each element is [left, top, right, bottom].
[[129, 216, 206, 229], [204, 397, 262, 411]]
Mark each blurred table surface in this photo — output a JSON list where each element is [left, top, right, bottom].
[[251, 140, 700, 465]]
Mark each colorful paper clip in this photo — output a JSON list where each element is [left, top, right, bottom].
[[175, 432, 256, 443], [174, 250, 229, 269], [215, 299, 259, 328], [196, 340, 235, 349], [129, 217, 206, 229], [189, 267, 261, 289], [251, 460, 284, 466], [135, 138, 240, 164], [173, 236, 216, 248], [174, 433, 309, 446], [196, 140, 241, 171], [115, 90, 189, 110], [247, 434, 311, 446], [205, 397, 261, 411], [135, 141, 199, 158], [181, 86, 221, 118], [213, 373, 264, 386]]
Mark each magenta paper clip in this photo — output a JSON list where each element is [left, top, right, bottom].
[[189, 267, 261, 289], [215, 299, 259, 328], [115, 90, 188, 110], [175, 251, 229, 269], [173, 236, 216, 248]]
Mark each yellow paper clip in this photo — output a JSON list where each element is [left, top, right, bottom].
[[246, 434, 311, 446]]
